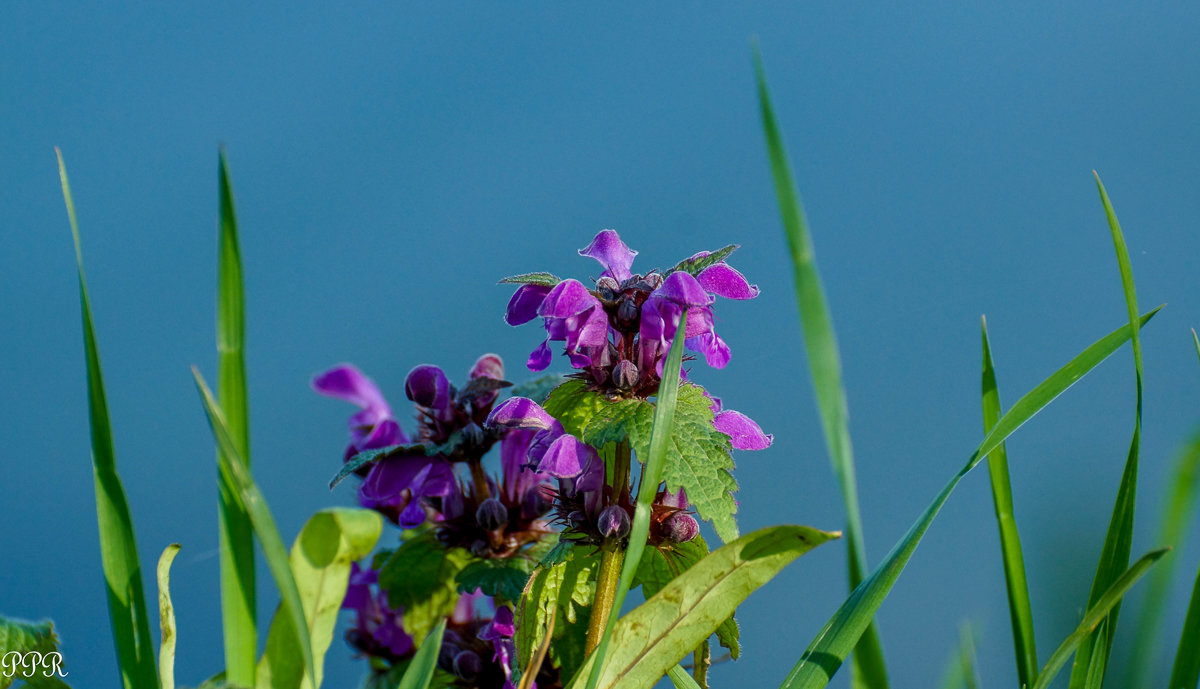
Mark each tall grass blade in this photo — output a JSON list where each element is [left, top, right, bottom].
[[777, 307, 1162, 689], [937, 624, 980, 689], [1031, 548, 1168, 689], [157, 543, 181, 689], [216, 149, 257, 688], [57, 148, 159, 689], [1168, 562, 1200, 689], [980, 317, 1038, 687], [583, 311, 689, 689], [192, 369, 316, 684], [1067, 173, 1145, 689], [754, 46, 889, 689], [395, 619, 447, 689]]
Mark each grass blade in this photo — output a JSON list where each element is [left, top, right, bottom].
[[754, 46, 889, 689], [157, 544, 181, 689], [572, 525, 840, 689], [191, 368, 316, 684], [937, 624, 980, 689], [395, 619, 447, 689], [1031, 548, 1168, 689], [1168, 562, 1200, 689], [668, 665, 704, 689], [57, 148, 159, 689], [583, 311, 689, 689], [980, 317, 1038, 686], [778, 307, 1162, 689], [1067, 173, 1145, 689], [216, 149, 257, 687]]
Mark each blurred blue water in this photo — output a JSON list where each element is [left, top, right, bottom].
[[3, 2, 1200, 687]]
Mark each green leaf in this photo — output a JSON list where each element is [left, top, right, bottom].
[[667, 665, 704, 689], [1169, 561, 1200, 689], [157, 544, 181, 689], [572, 525, 839, 689], [456, 560, 532, 602], [516, 544, 599, 678], [191, 369, 316, 685], [1067, 173, 1146, 689], [777, 307, 1162, 689], [667, 245, 739, 277], [216, 149, 257, 689], [510, 374, 567, 404], [1031, 548, 1167, 689], [56, 149, 158, 689], [395, 619, 448, 689], [256, 508, 383, 689], [634, 536, 739, 659], [499, 272, 563, 287], [377, 535, 470, 642], [542, 380, 607, 437], [754, 50, 888, 689], [979, 318, 1037, 687]]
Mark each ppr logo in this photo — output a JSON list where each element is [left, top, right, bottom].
[[1, 651, 68, 681]]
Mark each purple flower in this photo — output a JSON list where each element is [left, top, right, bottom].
[[708, 394, 773, 451], [487, 397, 599, 482], [358, 454, 456, 528], [312, 364, 408, 461], [342, 560, 414, 659]]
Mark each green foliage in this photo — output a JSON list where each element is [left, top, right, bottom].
[[378, 535, 470, 642], [542, 380, 607, 437], [499, 272, 563, 287], [0, 616, 71, 689], [456, 559, 533, 602], [667, 665, 704, 689], [1169, 562, 1200, 689], [56, 149, 158, 689], [571, 525, 839, 689], [157, 544, 182, 689], [666, 244, 739, 277], [634, 536, 739, 659], [256, 508, 382, 689], [510, 374, 567, 404], [516, 542, 599, 680], [395, 620, 448, 689], [937, 625, 979, 689]]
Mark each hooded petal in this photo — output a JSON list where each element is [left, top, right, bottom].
[[697, 262, 760, 300], [578, 229, 638, 282], [405, 365, 452, 412], [487, 397, 560, 432], [312, 364, 392, 417], [468, 353, 506, 408], [505, 284, 551, 325], [539, 279, 601, 320], [537, 434, 596, 479], [652, 271, 713, 308], [527, 340, 553, 372], [713, 409, 773, 450]]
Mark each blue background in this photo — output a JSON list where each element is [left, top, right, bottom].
[[4, 3, 1200, 687]]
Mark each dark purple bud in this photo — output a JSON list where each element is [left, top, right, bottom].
[[476, 498, 509, 530], [453, 650, 482, 681], [437, 642, 460, 672], [664, 513, 700, 542], [598, 505, 631, 539], [612, 360, 639, 392], [616, 296, 640, 328], [521, 485, 552, 519], [405, 365, 451, 411]]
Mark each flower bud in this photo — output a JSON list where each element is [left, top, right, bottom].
[[476, 498, 509, 531], [453, 650, 482, 681], [462, 421, 485, 448], [616, 296, 640, 328], [612, 360, 639, 392], [598, 505, 631, 540], [437, 641, 460, 672], [663, 513, 699, 543]]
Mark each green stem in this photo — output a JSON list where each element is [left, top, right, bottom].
[[613, 440, 631, 503], [692, 641, 710, 688], [468, 457, 491, 502], [586, 538, 625, 654]]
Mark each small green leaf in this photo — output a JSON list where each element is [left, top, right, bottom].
[[157, 544, 181, 689], [0, 616, 60, 656], [1168, 561, 1200, 689], [256, 508, 383, 689], [516, 545, 599, 677], [378, 535, 470, 641], [499, 272, 563, 287], [667, 245, 739, 277], [572, 525, 839, 689], [0, 616, 72, 689], [456, 560, 533, 602], [542, 380, 607, 437], [395, 619, 448, 689]]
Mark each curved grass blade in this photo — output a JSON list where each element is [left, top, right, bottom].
[[778, 307, 1162, 689], [57, 149, 159, 689], [1067, 173, 1145, 689], [396, 619, 447, 689], [1030, 548, 1167, 689], [157, 543, 181, 689], [192, 369, 316, 684], [216, 149, 257, 688], [573, 525, 840, 689], [668, 665, 704, 689], [980, 318, 1038, 687], [582, 311, 689, 689], [1168, 562, 1200, 689], [754, 46, 889, 689]]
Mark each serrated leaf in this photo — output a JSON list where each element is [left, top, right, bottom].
[[516, 545, 600, 676], [378, 536, 470, 642], [510, 375, 567, 404], [634, 536, 740, 659], [158, 544, 182, 689], [256, 508, 383, 689], [331, 444, 431, 489], [456, 560, 532, 602], [581, 397, 653, 450], [0, 616, 60, 656], [499, 272, 563, 287], [667, 245, 739, 277], [542, 380, 607, 437], [539, 540, 575, 567]]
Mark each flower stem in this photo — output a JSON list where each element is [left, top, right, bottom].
[[467, 457, 491, 502], [586, 537, 625, 654]]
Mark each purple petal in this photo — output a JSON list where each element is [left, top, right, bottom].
[[713, 409, 773, 450], [505, 285, 551, 326], [358, 455, 426, 507], [686, 332, 732, 369], [578, 229, 638, 282], [356, 418, 404, 451], [396, 499, 428, 529], [469, 353, 505, 381], [487, 397, 559, 431], [527, 340, 553, 372], [652, 271, 713, 308], [342, 561, 377, 611], [405, 365, 451, 411], [697, 263, 760, 300], [313, 364, 393, 424], [538, 279, 601, 320], [537, 434, 595, 478], [480, 605, 516, 640], [660, 488, 688, 509]]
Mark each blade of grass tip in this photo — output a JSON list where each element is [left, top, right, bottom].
[[583, 310, 689, 689], [215, 149, 256, 687], [157, 543, 181, 689], [1193, 328, 1199, 361], [753, 45, 889, 689], [937, 624, 980, 689], [191, 368, 315, 684], [980, 317, 1038, 687], [57, 148, 160, 689], [1168, 561, 1200, 689], [396, 619, 448, 689], [668, 664, 704, 689], [1031, 547, 1168, 689], [1067, 173, 1145, 689], [778, 307, 1162, 689]]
